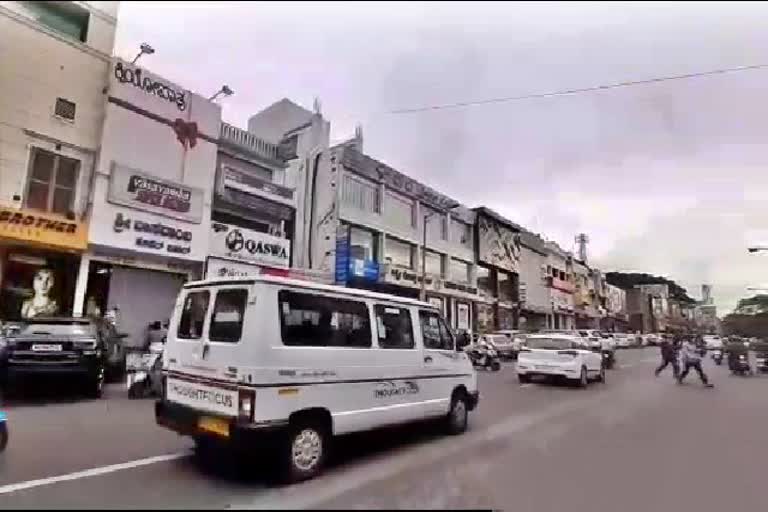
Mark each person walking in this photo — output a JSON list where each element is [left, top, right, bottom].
[[678, 336, 714, 387], [655, 333, 680, 378]]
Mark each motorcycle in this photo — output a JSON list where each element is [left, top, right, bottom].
[[0, 411, 7, 452], [728, 351, 752, 376], [711, 349, 723, 366], [601, 349, 616, 370], [465, 344, 501, 371], [126, 321, 167, 399]]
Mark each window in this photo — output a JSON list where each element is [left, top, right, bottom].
[[420, 310, 454, 351], [177, 291, 210, 339], [498, 271, 515, 303], [452, 219, 472, 247], [385, 189, 415, 228], [26, 147, 79, 216], [343, 174, 379, 213], [423, 250, 443, 277], [349, 226, 377, 261], [279, 290, 371, 347], [375, 305, 414, 349], [209, 289, 247, 342], [385, 237, 413, 269], [477, 265, 495, 299], [450, 258, 471, 283], [55, 98, 76, 121], [559, 270, 566, 281], [20, 1, 90, 43], [424, 206, 447, 241]]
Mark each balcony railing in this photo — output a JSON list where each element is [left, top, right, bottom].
[[220, 122, 280, 161]]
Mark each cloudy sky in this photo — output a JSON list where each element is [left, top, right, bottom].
[[115, 1, 768, 313]]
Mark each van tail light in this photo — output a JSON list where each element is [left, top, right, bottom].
[[238, 390, 255, 421], [558, 350, 580, 357]]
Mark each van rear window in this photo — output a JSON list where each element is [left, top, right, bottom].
[[278, 290, 371, 348], [178, 291, 209, 339], [209, 289, 247, 343]]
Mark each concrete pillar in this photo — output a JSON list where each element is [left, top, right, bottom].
[[72, 253, 91, 317]]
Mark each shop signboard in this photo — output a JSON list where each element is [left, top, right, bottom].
[[209, 222, 290, 268], [108, 164, 204, 223], [0, 207, 87, 251], [456, 302, 470, 330], [109, 211, 194, 258], [205, 257, 259, 279], [335, 226, 350, 285]]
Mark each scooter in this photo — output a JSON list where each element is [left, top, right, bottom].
[[728, 352, 752, 376], [711, 349, 723, 366], [465, 344, 501, 371], [126, 342, 164, 399], [0, 411, 7, 452]]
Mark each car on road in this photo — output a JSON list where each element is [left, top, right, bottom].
[[703, 335, 723, 351], [0, 317, 107, 398], [492, 330, 528, 359], [479, 333, 516, 360], [613, 333, 634, 349], [578, 329, 603, 350], [156, 275, 479, 484], [516, 333, 605, 387]]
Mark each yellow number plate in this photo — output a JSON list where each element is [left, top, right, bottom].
[[198, 416, 230, 438]]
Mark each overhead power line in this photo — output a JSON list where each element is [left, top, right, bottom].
[[385, 63, 768, 115]]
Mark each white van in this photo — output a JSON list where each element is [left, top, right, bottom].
[[155, 275, 479, 483]]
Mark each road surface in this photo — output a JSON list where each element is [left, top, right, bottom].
[[2, 348, 765, 510]]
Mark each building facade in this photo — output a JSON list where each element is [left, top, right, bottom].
[[205, 122, 293, 279], [517, 230, 551, 331], [0, 1, 118, 320], [602, 283, 628, 332], [74, 57, 221, 348], [544, 241, 575, 330]]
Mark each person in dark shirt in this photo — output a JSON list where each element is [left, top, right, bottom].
[[654, 333, 680, 378]]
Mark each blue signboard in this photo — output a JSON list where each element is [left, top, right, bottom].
[[335, 227, 351, 285]]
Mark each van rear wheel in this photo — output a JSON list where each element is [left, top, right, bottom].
[[445, 392, 469, 435], [279, 420, 328, 484]]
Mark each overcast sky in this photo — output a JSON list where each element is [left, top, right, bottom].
[[115, 1, 768, 314]]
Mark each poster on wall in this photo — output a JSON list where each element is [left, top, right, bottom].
[[477, 216, 521, 273], [109, 163, 204, 223], [427, 296, 445, 315], [457, 302, 470, 330], [0, 253, 78, 320]]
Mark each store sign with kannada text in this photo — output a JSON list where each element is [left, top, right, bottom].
[[112, 212, 193, 257], [0, 207, 87, 251]]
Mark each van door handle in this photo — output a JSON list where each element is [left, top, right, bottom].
[[424, 356, 433, 363]]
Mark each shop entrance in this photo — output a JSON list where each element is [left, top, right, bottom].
[[85, 262, 187, 349]]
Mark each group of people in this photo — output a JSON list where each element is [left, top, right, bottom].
[[654, 333, 714, 387]]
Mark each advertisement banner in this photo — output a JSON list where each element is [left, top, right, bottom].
[[0, 207, 87, 251], [209, 222, 290, 268], [109, 163, 204, 223]]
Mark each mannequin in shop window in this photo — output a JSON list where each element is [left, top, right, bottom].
[[21, 268, 59, 319]]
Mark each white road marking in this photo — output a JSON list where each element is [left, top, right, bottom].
[[0, 451, 190, 496], [519, 383, 533, 388]]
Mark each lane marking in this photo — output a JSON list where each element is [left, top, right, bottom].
[[0, 451, 190, 496], [519, 383, 533, 388]]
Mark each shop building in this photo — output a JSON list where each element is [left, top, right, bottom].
[[573, 259, 602, 329], [473, 207, 522, 333], [544, 241, 575, 330], [74, 57, 221, 348], [0, 1, 118, 320], [602, 283, 628, 332], [205, 122, 294, 279], [516, 230, 551, 331]]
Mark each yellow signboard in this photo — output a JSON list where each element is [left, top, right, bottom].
[[0, 207, 87, 251]]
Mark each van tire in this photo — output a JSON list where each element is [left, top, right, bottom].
[[279, 419, 328, 484], [445, 391, 469, 435]]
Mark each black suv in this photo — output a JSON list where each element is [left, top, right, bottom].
[[0, 317, 107, 398]]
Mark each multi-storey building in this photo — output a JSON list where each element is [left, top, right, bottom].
[[0, 1, 119, 320], [602, 283, 628, 332], [544, 241, 575, 329], [517, 230, 551, 331]]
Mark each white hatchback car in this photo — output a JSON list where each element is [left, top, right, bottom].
[[516, 334, 605, 387]]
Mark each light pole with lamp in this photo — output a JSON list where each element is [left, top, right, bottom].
[[420, 202, 461, 303], [131, 43, 155, 65]]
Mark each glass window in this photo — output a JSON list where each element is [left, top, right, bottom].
[[477, 265, 495, 299], [342, 174, 379, 213], [209, 289, 247, 343], [385, 237, 413, 269], [420, 310, 454, 350], [498, 271, 515, 303], [450, 258, 470, 283], [384, 189, 415, 229], [25, 148, 79, 216], [375, 305, 414, 349], [349, 226, 376, 261], [424, 250, 442, 277], [177, 291, 210, 340], [279, 290, 371, 347], [19, 1, 90, 42]]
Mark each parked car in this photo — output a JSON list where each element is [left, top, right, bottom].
[[493, 330, 527, 359], [643, 333, 662, 346], [613, 333, 633, 349], [479, 334, 516, 360], [578, 329, 603, 350], [0, 317, 107, 398], [703, 335, 723, 351], [516, 334, 605, 387]]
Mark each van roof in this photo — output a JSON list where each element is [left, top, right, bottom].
[[184, 274, 438, 308]]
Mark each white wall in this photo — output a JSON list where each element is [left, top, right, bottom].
[[0, 1, 118, 212], [89, 58, 220, 262], [519, 245, 549, 310]]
